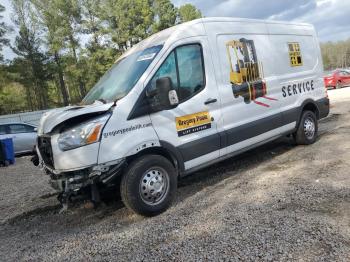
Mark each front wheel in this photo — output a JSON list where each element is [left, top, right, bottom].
[[293, 110, 318, 145], [336, 81, 341, 89], [120, 155, 177, 216]]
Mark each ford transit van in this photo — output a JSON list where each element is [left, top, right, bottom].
[[36, 18, 329, 216]]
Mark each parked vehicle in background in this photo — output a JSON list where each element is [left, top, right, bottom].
[[324, 69, 350, 89], [0, 123, 37, 155]]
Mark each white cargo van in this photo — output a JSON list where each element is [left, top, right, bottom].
[[36, 18, 329, 216]]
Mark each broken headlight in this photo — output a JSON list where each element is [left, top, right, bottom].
[[58, 114, 110, 151]]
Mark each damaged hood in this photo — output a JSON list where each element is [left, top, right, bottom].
[[38, 101, 114, 135]]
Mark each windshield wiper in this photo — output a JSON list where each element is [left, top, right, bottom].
[[113, 97, 122, 106], [97, 98, 107, 104]]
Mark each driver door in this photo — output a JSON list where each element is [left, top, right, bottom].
[[147, 38, 222, 171]]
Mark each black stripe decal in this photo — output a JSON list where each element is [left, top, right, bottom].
[[178, 110, 299, 162], [225, 113, 282, 146], [281, 108, 299, 126], [175, 98, 328, 163], [178, 132, 221, 161]]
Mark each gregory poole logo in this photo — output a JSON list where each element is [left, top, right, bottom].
[[176, 111, 211, 137]]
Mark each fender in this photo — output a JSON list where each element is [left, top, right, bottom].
[[281, 97, 328, 130], [124, 140, 185, 175], [125, 140, 161, 156], [295, 98, 329, 129], [299, 98, 319, 116], [159, 141, 185, 174]]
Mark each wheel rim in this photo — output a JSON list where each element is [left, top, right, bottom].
[[139, 167, 169, 205], [304, 117, 315, 140]]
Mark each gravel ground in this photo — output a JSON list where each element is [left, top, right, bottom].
[[0, 88, 350, 261]]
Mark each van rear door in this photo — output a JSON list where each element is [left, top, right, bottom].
[[147, 37, 222, 170]]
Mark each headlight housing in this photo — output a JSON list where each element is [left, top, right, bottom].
[[58, 114, 110, 151]]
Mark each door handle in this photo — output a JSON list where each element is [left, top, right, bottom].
[[204, 98, 217, 105]]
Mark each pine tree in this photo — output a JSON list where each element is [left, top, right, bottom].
[[178, 3, 202, 23], [12, 0, 49, 110], [0, 4, 10, 62], [152, 0, 177, 33]]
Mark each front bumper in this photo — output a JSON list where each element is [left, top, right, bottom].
[[36, 136, 125, 194], [46, 158, 125, 199]]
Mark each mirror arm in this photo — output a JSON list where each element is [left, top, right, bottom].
[[146, 88, 158, 98]]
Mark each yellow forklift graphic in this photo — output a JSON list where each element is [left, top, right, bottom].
[[226, 38, 277, 107]]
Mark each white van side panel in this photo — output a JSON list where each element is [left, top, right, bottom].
[[148, 36, 223, 167], [99, 19, 326, 173], [181, 20, 326, 172], [216, 33, 284, 152], [266, 24, 325, 118], [202, 21, 286, 160], [97, 91, 159, 165], [97, 20, 326, 174]]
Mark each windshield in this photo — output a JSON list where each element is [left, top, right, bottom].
[[82, 45, 163, 105]]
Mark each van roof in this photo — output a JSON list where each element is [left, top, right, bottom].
[[199, 17, 312, 26], [119, 17, 313, 60]]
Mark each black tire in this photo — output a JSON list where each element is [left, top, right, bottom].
[[120, 154, 177, 216], [294, 110, 318, 145], [336, 81, 341, 89]]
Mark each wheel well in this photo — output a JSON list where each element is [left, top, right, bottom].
[[302, 102, 319, 119], [125, 147, 180, 175]]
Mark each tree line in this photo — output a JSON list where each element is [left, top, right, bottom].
[[0, 0, 202, 114], [321, 39, 350, 71], [1, 1, 350, 115]]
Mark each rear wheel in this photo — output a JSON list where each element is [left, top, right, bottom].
[[120, 154, 177, 216], [293, 110, 318, 145]]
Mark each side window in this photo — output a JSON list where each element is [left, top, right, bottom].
[[0, 125, 8, 135], [176, 45, 205, 101], [149, 52, 178, 91], [8, 124, 28, 134], [148, 44, 205, 102], [24, 125, 35, 132]]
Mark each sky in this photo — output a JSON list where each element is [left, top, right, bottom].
[[2, 0, 350, 60]]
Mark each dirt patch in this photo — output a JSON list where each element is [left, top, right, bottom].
[[0, 89, 349, 261]]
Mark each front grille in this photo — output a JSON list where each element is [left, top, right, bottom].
[[37, 136, 54, 168]]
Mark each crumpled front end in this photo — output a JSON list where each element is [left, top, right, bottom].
[[36, 103, 113, 172], [35, 102, 125, 206], [45, 158, 125, 207]]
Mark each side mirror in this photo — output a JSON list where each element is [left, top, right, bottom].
[[148, 77, 179, 110], [34, 127, 38, 132], [168, 90, 179, 106]]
